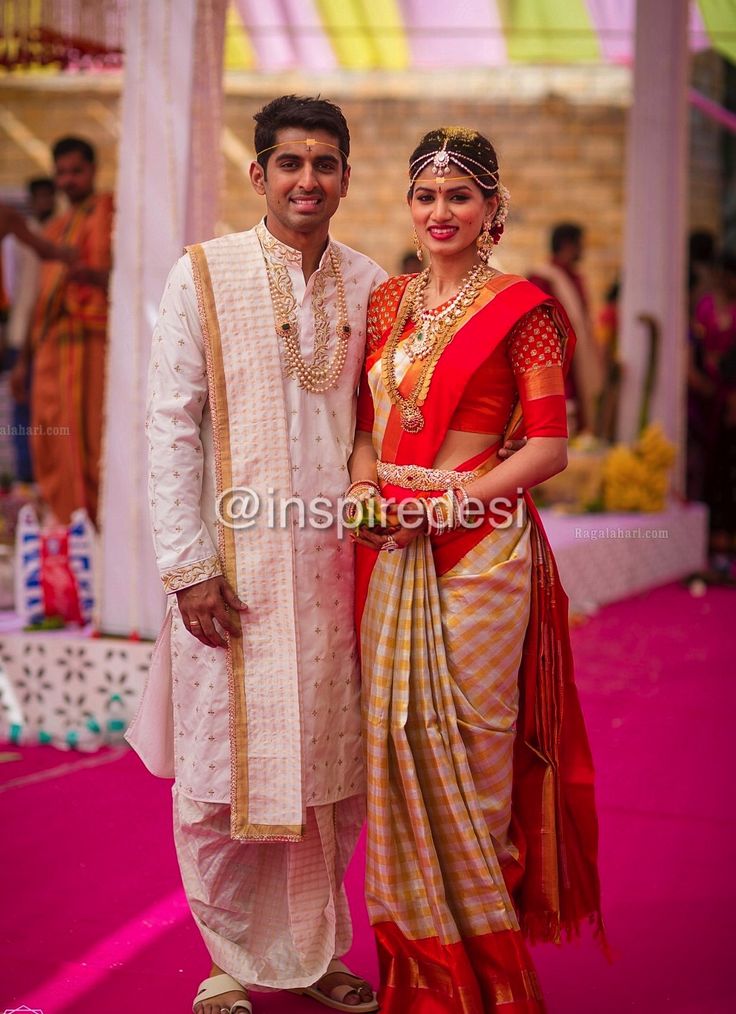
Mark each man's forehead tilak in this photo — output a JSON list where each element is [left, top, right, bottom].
[[255, 137, 347, 161]]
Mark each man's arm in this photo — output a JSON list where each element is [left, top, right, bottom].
[[147, 256, 245, 648], [0, 205, 77, 263]]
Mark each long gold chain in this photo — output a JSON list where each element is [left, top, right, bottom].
[[259, 226, 352, 393], [382, 264, 493, 432]]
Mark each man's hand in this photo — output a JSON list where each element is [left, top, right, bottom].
[[176, 576, 248, 649], [497, 437, 527, 460]]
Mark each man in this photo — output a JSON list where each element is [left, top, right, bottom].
[[529, 222, 603, 434], [127, 96, 386, 1013], [5, 178, 57, 482], [14, 137, 113, 527]]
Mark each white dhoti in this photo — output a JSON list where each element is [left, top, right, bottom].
[[173, 790, 364, 990]]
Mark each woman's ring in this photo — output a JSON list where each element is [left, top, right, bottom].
[[190, 619, 201, 626], [382, 536, 399, 553]]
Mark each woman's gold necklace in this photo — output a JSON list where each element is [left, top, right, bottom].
[[263, 239, 352, 394], [382, 262, 493, 432], [406, 262, 489, 362]]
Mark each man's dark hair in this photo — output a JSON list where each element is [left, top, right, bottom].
[[254, 95, 350, 173], [28, 177, 55, 197], [551, 222, 583, 255], [52, 136, 96, 164]]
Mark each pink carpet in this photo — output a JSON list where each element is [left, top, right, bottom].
[[1, 582, 734, 1013]]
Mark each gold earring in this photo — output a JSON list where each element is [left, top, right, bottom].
[[412, 228, 423, 262], [476, 220, 494, 265]]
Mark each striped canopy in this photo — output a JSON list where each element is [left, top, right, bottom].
[[224, 0, 736, 71], [1, 1, 735, 73]]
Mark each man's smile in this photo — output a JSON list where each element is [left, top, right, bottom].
[[290, 194, 322, 210]]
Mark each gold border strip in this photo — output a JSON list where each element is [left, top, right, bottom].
[[186, 243, 250, 840]]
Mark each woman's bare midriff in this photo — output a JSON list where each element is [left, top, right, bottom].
[[433, 428, 502, 471]]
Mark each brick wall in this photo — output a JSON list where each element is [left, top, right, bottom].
[[0, 56, 725, 314]]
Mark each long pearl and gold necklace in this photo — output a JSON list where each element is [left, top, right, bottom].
[[382, 261, 493, 432], [259, 224, 352, 394]]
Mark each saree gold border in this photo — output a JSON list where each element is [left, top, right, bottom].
[[522, 367, 565, 400], [186, 244, 250, 842]]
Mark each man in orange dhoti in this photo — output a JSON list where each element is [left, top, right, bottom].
[[24, 136, 113, 527], [528, 223, 603, 435]]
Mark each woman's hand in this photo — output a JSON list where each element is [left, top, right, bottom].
[[381, 503, 428, 549], [350, 499, 427, 552]]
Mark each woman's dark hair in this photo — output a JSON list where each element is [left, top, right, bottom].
[[408, 127, 499, 197], [254, 95, 350, 173]]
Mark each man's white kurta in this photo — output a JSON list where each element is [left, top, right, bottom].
[[131, 224, 386, 814]]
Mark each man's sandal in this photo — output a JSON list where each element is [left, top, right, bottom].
[[192, 972, 252, 1013], [290, 957, 379, 1012]]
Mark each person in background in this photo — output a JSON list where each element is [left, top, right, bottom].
[[693, 249, 736, 578], [595, 277, 621, 443], [399, 248, 422, 275], [12, 137, 113, 528], [529, 222, 603, 435], [5, 178, 57, 483], [688, 229, 717, 308]]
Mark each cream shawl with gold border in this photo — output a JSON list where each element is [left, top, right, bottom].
[[188, 230, 302, 842]]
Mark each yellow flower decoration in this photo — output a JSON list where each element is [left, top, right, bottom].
[[602, 424, 676, 513]]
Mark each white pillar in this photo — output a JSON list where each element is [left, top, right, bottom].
[[97, 0, 227, 638], [617, 0, 689, 480]]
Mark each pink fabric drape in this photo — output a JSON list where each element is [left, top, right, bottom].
[[399, 0, 507, 68]]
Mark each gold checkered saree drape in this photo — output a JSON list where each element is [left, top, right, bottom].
[[361, 518, 547, 1011]]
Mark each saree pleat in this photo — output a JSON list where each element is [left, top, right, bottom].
[[362, 520, 544, 1011]]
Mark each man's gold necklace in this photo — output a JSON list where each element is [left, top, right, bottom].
[[262, 239, 352, 394], [382, 263, 493, 432]]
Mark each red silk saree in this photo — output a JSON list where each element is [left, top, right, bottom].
[[355, 274, 604, 1013]]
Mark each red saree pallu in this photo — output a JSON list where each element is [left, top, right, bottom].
[[356, 275, 603, 1013]]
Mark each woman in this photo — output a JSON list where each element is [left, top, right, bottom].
[[347, 128, 604, 1012]]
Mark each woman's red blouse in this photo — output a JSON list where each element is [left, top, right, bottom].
[[357, 278, 568, 440]]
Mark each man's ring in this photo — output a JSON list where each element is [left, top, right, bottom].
[[190, 619, 201, 626], [382, 536, 399, 553]]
